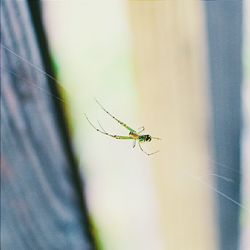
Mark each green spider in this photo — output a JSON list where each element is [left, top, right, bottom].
[[84, 99, 161, 156]]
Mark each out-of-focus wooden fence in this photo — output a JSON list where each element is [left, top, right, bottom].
[[1, 1, 95, 249], [205, 2, 242, 250], [128, 1, 242, 250]]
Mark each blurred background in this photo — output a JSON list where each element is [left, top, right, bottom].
[[1, 0, 249, 250]]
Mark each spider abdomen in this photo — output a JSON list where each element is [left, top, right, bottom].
[[129, 132, 140, 140]]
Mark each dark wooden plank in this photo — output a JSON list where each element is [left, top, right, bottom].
[[1, 1, 95, 249], [205, 2, 242, 250]]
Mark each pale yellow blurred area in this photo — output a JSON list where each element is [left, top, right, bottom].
[[43, 0, 217, 249], [128, 1, 216, 250]]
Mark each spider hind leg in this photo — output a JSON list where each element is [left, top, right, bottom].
[[84, 113, 133, 140]]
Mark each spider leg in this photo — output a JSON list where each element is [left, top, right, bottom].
[[138, 143, 159, 156], [151, 136, 161, 140], [137, 126, 145, 134], [97, 120, 106, 133], [133, 140, 136, 148], [84, 114, 133, 140], [95, 99, 136, 133]]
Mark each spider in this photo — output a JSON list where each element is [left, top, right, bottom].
[[84, 99, 161, 156]]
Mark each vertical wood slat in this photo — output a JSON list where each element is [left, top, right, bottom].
[[1, 1, 94, 249], [128, 1, 216, 250], [205, 2, 243, 250]]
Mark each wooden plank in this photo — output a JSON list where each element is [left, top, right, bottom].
[[205, 2, 243, 250], [128, 1, 216, 250], [1, 1, 95, 249]]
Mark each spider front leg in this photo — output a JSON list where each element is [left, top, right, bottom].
[[137, 126, 145, 134], [138, 143, 159, 156]]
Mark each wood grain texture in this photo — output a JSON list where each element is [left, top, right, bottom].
[[1, 1, 95, 249]]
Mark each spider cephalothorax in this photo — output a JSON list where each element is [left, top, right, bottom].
[[139, 134, 152, 142]]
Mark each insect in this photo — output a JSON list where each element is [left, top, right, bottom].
[[84, 99, 161, 156]]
